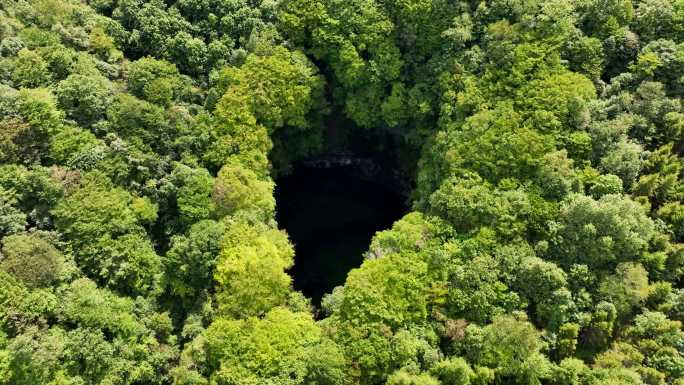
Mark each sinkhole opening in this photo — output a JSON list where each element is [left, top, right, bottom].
[[275, 161, 408, 306]]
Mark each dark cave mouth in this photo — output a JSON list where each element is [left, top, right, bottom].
[[275, 161, 408, 306]]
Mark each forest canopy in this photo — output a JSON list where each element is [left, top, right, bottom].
[[0, 0, 683, 384]]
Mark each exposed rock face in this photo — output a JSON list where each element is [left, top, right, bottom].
[[300, 151, 412, 198]]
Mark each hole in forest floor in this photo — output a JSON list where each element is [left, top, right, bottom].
[[275, 163, 408, 307]]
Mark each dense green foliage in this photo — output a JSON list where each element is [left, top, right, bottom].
[[0, 0, 682, 384]]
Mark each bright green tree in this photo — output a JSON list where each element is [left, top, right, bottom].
[[52, 172, 161, 296], [214, 221, 293, 318]]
